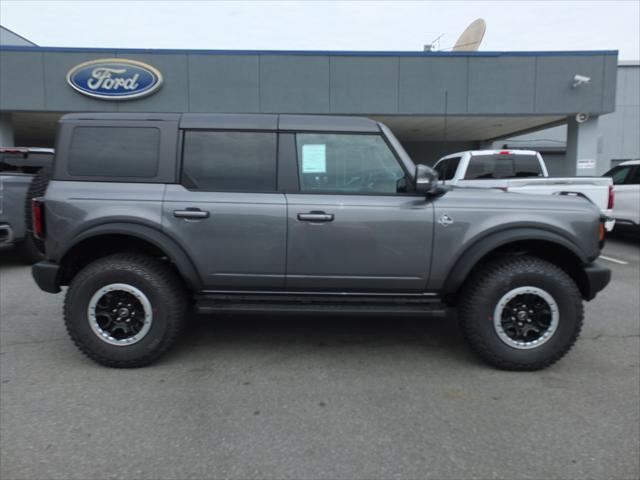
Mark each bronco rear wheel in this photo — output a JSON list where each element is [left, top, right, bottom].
[[459, 256, 583, 371], [64, 253, 188, 368]]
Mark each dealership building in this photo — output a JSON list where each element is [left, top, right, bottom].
[[1, 25, 638, 175]]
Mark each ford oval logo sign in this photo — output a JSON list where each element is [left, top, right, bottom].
[[66, 58, 163, 100]]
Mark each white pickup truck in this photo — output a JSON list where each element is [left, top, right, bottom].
[[434, 150, 615, 230]]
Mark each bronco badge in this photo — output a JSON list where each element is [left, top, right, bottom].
[[438, 214, 454, 226]]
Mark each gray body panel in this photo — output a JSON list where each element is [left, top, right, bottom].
[[285, 193, 434, 291], [0, 173, 32, 243], [428, 188, 602, 289], [43, 181, 165, 261], [163, 186, 287, 288]]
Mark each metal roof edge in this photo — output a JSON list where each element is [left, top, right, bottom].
[[0, 45, 620, 57]]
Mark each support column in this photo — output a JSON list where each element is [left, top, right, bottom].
[[566, 116, 599, 176], [0, 112, 15, 146]]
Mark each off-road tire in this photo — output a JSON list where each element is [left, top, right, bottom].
[[64, 253, 188, 368], [459, 256, 583, 371]]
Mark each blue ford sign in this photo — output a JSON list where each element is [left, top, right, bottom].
[[66, 58, 163, 100]]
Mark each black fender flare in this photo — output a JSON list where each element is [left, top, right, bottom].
[[59, 222, 202, 290], [441, 227, 587, 296]]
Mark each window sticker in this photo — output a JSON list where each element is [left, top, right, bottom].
[[302, 144, 326, 173]]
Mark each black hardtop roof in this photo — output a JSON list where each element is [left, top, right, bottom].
[[60, 113, 380, 133]]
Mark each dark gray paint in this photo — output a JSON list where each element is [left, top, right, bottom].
[[42, 181, 166, 259], [285, 193, 433, 291], [428, 187, 602, 289], [41, 113, 604, 298], [163, 187, 287, 288], [180, 113, 277, 130]]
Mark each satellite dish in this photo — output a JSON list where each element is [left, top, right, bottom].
[[453, 18, 486, 51]]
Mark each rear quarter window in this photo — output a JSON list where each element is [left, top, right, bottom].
[[181, 131, 277, 192], [68, 127, 160, 178], [465, 154, 543, 180]]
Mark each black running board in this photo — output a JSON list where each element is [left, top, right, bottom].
[[194, 291, 447, 317]]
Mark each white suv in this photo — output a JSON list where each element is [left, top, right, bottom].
[[603, 160, 640, 230]]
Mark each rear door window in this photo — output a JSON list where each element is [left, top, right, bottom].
[[465, 154, 543, 179], [182, 131, 277, 191], [68, 127, 160, 177]]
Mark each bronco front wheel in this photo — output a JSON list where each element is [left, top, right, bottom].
[[459, 256, 583, 371]]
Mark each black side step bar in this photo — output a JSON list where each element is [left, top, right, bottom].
[[194, 291, 447, 317]]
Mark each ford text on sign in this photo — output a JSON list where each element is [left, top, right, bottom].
[[66, 58, 163, 100]]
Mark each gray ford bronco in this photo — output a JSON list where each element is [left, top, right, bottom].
[[32, 113, 611, 370]]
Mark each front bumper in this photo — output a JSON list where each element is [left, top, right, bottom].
[[32, 261, 61, 293], [583, 262, 611, 301]]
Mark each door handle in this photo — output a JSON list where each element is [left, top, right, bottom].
[[297, 211, 334, 222], [173, 208, 209, 219]]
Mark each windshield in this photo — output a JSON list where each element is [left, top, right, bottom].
[[465, 154, 544, 180]]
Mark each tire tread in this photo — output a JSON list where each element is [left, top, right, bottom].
[[459, 255, 583, 371], [64, 253, 188, 368]]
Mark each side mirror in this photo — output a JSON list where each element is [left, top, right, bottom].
[[414, 164, 438, 194]]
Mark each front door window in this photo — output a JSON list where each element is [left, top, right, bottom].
[[295, 133, 406, 194]]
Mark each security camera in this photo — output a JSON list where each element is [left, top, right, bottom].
[[575, 112, 590, 123], [573, 74, 591, 88]]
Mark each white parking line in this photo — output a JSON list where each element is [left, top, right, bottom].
[[599, 255, 629, 265]]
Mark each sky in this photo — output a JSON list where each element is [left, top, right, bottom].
[[1, 1, 639, 59]]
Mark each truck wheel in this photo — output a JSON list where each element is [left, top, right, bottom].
[[64, 253, 188, 368], [15, 233, 45, 264], [459, 256, 583, 371]]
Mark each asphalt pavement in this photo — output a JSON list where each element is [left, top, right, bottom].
[[1, 235, 638, 480]]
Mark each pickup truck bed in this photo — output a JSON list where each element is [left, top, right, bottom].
[[0, 173, 32, 245], [434, 150, 615, 230], [0, 147, 53, 262]]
